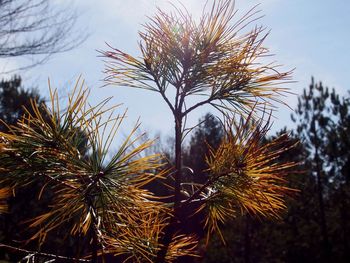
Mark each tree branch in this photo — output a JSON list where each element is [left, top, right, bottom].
[[182, 97, 214, 116], [0, 243, 90, 262], [150, 71, 175, 114], [181, 171, 229, 208]]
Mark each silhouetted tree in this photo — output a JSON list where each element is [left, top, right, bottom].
[[293, 78, 333, 260], [183, 114, 224, 182], [291, 78, 350, 262], [0, 76, 43, 130]]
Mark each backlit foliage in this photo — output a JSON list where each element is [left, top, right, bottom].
[[0, 79, 187, 261], [0, 0, 297, 262], [202, 114, 297, 242], [104, 213, 199, 262], [103, 0, 292, 115], [0, 187, 10, 214], [100, 0, 296, 261]]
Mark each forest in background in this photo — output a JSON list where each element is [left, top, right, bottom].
[[0, 75, 349, 262]]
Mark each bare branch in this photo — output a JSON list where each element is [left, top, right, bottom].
[[0, 0, 87, 72]]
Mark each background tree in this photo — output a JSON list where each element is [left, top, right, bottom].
[[292, 78, 350, 262], [183, 113, 224, 182], [293, 78, 332, 260], [0, 0, 85, 71], [0, 75, 44, 130], [181, 114, 224, 242], [326, 90, 350, 260]]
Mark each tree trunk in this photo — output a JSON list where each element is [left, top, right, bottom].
[[155, 114, 183, 262], [340, 188, 349, 260], [244, 216, 251, 263], [313, 131, 331, 260], [174, 114, 183, 211]]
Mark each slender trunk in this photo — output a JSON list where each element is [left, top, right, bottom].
[[313, 131, 331, 260], [174, 114, 182, 211], [155, 114, 183, 262], [91, 229, 98, 263], [340, 188, 349, 259], [334, 156, 349, 259], [244, 216, 251, 263]]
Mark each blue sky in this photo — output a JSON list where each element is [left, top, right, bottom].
[[2, 0, 350, 138]]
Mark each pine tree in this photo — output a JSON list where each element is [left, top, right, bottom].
[[292, 78, 350, 262], [0, 1, 297, 262]]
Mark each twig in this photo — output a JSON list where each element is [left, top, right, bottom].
[[0, 243, 90, 262], [181, 171, 230, 207]]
